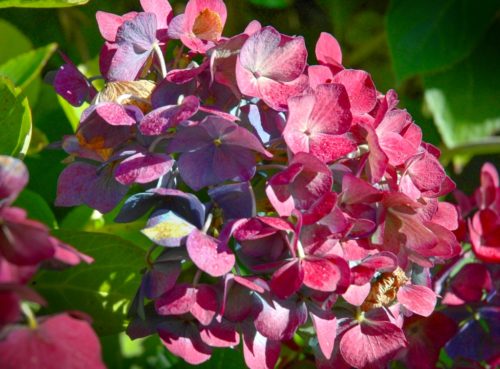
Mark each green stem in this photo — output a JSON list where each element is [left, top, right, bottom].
[[21, 303, 38, 330], [145, 244, 159, 269], [440, 137, 500, 164]]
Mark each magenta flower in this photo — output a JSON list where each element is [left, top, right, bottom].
[[236, 26, 308, 111], [0, 313, 106, 369], [470, 163, 500, 262], [283, 83, 356, 163], [266, 152, 334, 223]]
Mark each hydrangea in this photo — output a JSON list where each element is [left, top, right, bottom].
[[50, 0, 498, 368]]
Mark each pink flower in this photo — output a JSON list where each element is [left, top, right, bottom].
[[236, 26, 308, 111], [283, 83, 356, 163], [168, 0, 227, 53]]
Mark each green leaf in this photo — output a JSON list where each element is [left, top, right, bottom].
[[386, 0, 498, 81], [0, 43, 57, 90], [0, 19, 32, 64], [423, 23, 500, 149], [248, 0, 293, 9], [57, 95, 88, 132], [0, 77, 32, 156], [32, 230, 145, 336], [0, 0, 90, 8], [13, 189, 58, 228]]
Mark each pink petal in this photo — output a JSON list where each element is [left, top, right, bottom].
[[343, 283, 371, 306], [200, 319, 239, 347], [302, 256, 349, 293], [155, 284, 196, 316], [397, 284, 436, 317], [186, 229, 235, 277], [158, 320, 212, 365], [140, 0, 172, 32], [308, 65, 334, 90], [243, 329, 281, 369], [332, 69, 376, 115], [191, 284, 218, 326], [315, 32, 342, 67], [430, 202, 459, 231], [310, 309, 337, 359], [0, 313, 106, 369], [270, 260, 303, 299], [96, 11, 137, 42], [259, 74, 309, 111], [254, 297, 307, 341], [450, 263, 492, 302], [340, 321, 407, 369]]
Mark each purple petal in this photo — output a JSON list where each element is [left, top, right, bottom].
[[115, 152, 174, 185], [139, 96, 199, 135], [109, 13, 158, 81]]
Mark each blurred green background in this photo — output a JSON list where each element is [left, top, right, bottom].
[[0, 0, 498, 368]]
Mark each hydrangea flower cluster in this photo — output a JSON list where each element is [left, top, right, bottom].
[[51, 0, 497, 368], [0, 156, 105, 369]]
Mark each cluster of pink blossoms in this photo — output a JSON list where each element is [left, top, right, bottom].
[[51, 0, 498, 368], [0, 156, 105, 369]]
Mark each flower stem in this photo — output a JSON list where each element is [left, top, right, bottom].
[[21, 302, 38, 330], [202, 213, 213, 234], [145, 244, 159, 269], [153, 43, 167, 79]]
